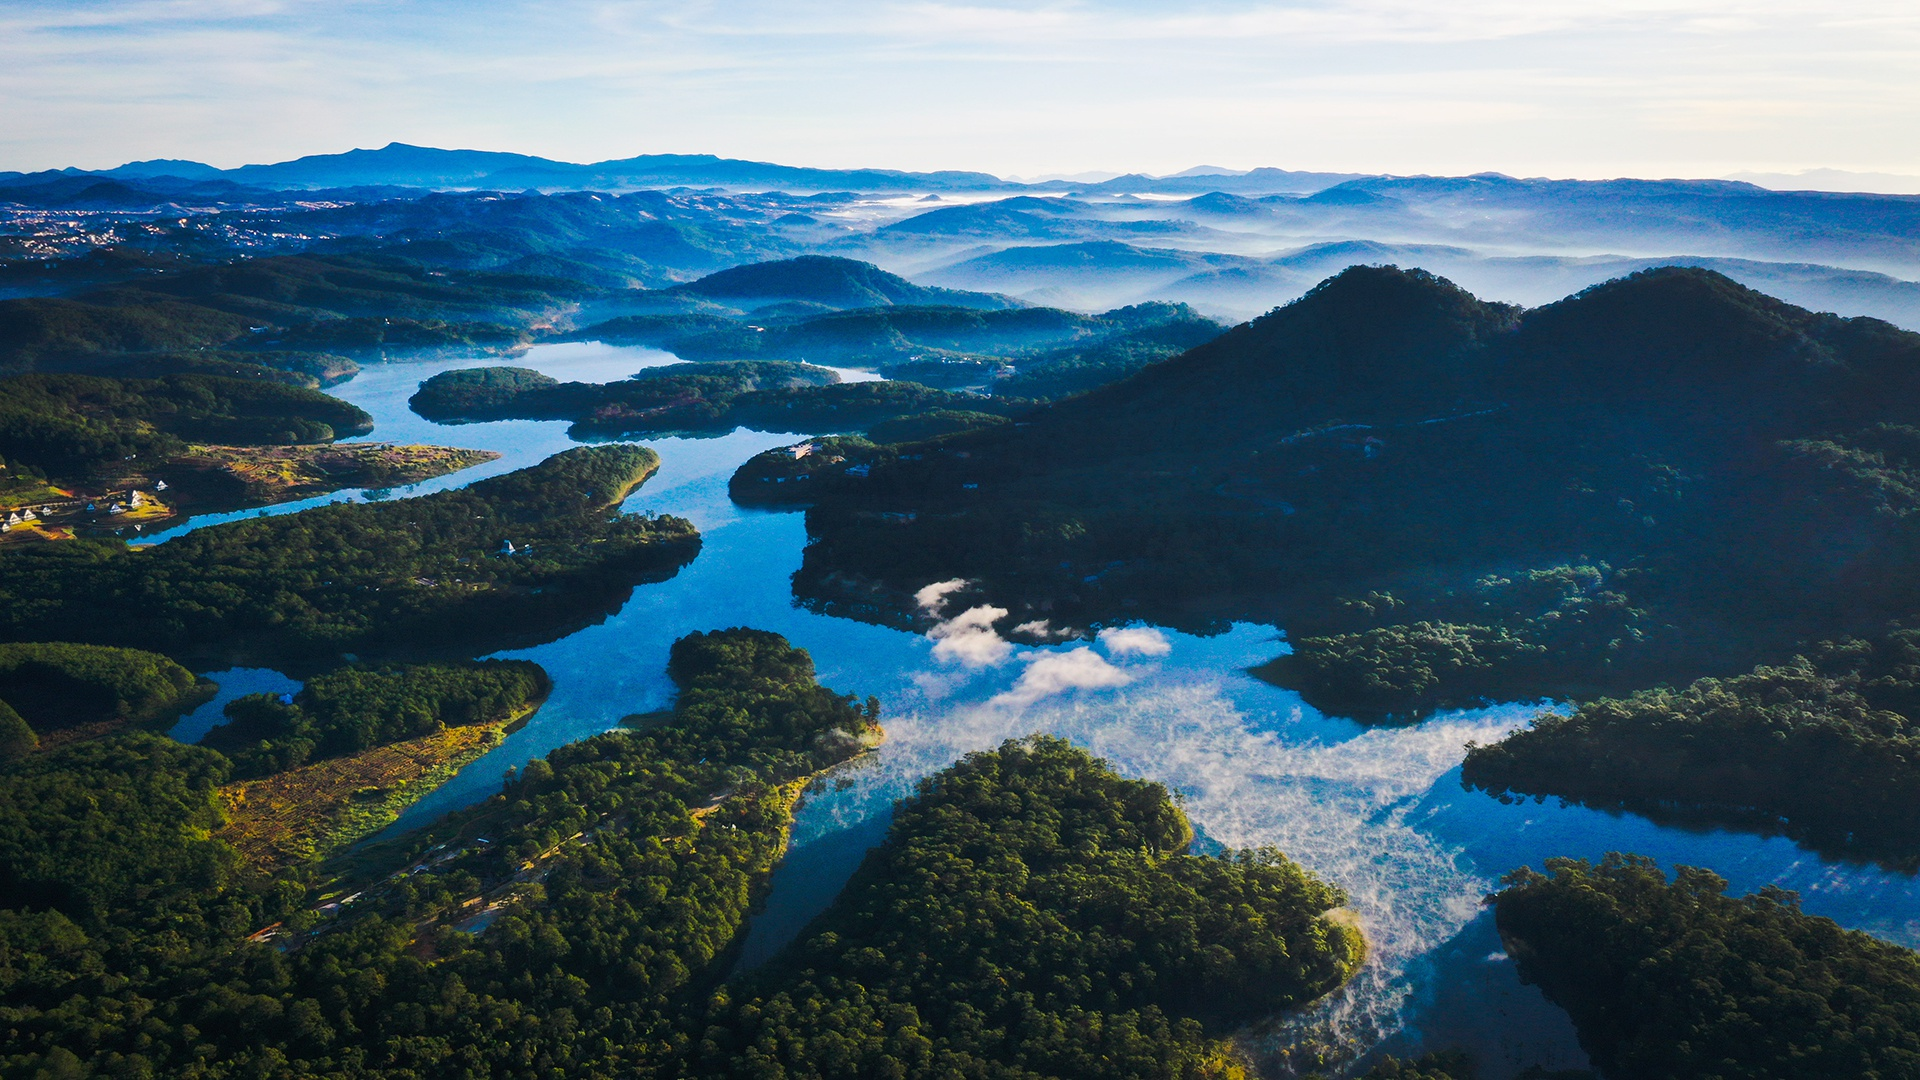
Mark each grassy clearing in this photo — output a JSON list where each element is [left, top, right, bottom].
[[218, 718, 515, 870], [178, 442, 500, 502]]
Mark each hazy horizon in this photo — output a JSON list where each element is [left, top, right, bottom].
[[18, 140, 1920, 197], [4, 1, 1917, 182]]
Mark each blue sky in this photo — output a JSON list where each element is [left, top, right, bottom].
[[3, 0, 1917, 179]]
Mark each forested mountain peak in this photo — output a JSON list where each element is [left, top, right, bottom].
[[1513, 266, 1842, 383], [1501, 265, 1920, 429], [1043, 264, 1520, 442]]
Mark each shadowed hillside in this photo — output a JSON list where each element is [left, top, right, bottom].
[[761, 266, 1920, 721]]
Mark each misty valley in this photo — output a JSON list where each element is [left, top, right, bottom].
[[2, 148, 1920, 1080]]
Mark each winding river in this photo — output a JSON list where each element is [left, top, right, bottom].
[[160, 341, 1920, 1078]]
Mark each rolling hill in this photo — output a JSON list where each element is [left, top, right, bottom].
[[768, 265, 1920, 719]]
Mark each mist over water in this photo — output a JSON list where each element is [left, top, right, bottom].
[[755, 632, 1566, 1074], [156, 340, 1920, 1079]]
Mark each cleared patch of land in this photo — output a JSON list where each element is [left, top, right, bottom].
[[217, 716, 516, 870], [0, 443, 498, 544], [169, 442, 501, 503]]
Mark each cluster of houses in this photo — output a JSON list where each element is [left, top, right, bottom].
[[0, 507, 43, 531], [0, 483, 170, 533], [90, 490, 150, 517]]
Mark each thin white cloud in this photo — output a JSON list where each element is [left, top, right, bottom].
[[990, 646, 1132, 707], [1013, 619, 1075, 641], [1098, 626, 1172, 657], [928, 604, 1013, 667], [914, 577, 970, 614]]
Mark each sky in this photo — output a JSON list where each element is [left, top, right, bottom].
[[3, 0, 1919, 182]]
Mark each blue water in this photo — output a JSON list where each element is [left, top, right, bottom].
[[170, 667, 304, 743], [154, 341, 1919, 1078]]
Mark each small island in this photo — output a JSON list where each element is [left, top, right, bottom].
[[409, 360, 1027, 439], [208, 659, 552, 867]]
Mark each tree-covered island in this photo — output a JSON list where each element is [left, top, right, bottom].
[[695, 733, 1365, 1079], [409, 360, 1032, 440]]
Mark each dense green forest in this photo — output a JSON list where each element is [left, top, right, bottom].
[[994, 304, 1228, 400], [255, 317, 530, 359], [106, 350, 362, 389], [1253, 564, 1652, 723], [0, 253, 585, 372], [410, 361, 1029, 439], [1346, 1052, 1476, 1080], [727, 435, 898, 506], [0, 641, 208, 753], [0, 296, 252, 368], [204, 659, 550, 776], [1462, 632, 1920, 864], [0, 733, 254, 940], [1493, 854, 1920, 1079], [0, 372, 372, 481], [0, 628, 878, 1078], [695, 734, 1364, 1080], [766, 267, 1920, 722], [0, 445, 700, 666]]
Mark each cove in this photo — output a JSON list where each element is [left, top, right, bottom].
[[155, 341, 1918, 1077]]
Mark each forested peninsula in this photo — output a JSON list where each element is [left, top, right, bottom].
[[0, 445, 699, 667], [1462, 632, 1920, 866], [697, 733, 1364, 1079], [0, 371, 495, 538], [1492, 855, 1920, 1080]]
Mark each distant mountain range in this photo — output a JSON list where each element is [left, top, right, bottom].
[[1728, 169, 1920, 195], [0, 143, 1361, 196]]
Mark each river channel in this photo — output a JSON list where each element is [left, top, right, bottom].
[[160, 341, 1920, 1077]]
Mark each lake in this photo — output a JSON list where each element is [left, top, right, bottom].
[[160, 342, 1920, 1078]]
